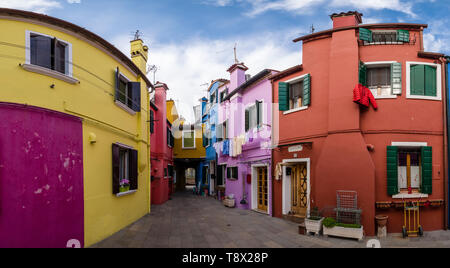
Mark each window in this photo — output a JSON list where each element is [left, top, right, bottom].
[[409, 64, 438, 98], [278, 74, 311, 113], [115, 67, 141, 112], [150, 110, 155, 134], [168, 165, 174, 177], [182, 130, 195, 149], [29, 32, 69, 74], [245, 101, 263, 132], [359, 29, 410, 44], [227, 166, 238, 180], [164, 168, 168, 178], [360, 62, 402, 97], [210, 91, 217, 104], [112, 144, 138, 195], [203, 127, 211, 147], [217, 122, 227, 142], [167, 127, 174, 147], [220, 89, 228, 103], [387, 144, 432, 196]]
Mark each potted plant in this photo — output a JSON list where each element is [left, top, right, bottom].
[[305, 207, 324, 236], [119, 179, 130, 193], [322, 217, 364, 241]]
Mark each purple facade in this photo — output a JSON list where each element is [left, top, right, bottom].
[[0, 103, 84, 248], [217, 65, 278, 215]]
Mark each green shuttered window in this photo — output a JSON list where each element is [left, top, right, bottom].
[[278, 74, 311, 112], [411, 64, 437, 97], [387, 146, 399, 196], [386, 145, 433, 196], [397, 30, 410, 42], [359, 28, 373, 42], [278, 82, 289, 111], [421, 147, 433, 194], [359, 62, 367, 86]]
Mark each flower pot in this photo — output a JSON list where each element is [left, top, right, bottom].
[[375, 215, 388, 228], [305, 217, 324, 236], [120, 186, 130, 193], [323, 225, 364, 241]]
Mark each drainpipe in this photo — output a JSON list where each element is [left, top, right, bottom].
[[440, 56, 449, 230]]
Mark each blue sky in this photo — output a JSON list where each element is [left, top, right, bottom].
[[1, 0, 449, 121]]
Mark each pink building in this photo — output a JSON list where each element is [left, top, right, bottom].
[[216, 63, 278, 215]]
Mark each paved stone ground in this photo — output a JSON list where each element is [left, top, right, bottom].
[[92, 190, 450, 248]]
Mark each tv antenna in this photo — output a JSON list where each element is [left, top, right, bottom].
[[310, 24, 315, 34], [147, 65, 158, 84], [133, 30, 143, 40], [234, 43, 239, 63]]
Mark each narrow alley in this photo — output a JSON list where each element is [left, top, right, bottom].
[[92, 190, 450, 248]]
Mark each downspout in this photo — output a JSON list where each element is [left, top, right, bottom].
[[271, 79, 275, 217], [440, 56, 449, 230]]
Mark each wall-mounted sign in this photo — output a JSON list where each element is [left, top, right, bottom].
[[288, 145, 303, 153]]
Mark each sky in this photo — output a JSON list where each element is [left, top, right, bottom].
[[1, 0, 449, 122]]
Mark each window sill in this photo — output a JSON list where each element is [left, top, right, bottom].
[[392, 193, 428, 199], [116, 190, 137, 197], [374, 95, 398, 99], [21, 63, 79, 84], [115, 100, 137, 115], [283, 106, 309, 115], [182, 147, 196, 150], [406, 95, 442, 101]]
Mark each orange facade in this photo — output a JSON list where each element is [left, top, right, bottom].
[[272, 12, 447, 235]]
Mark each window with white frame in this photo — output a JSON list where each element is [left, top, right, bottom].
[[245, 101, 263, 132], [182, 130, 196, 149], [406, 62, 442, 101], [26, 31, 72, 76], [360, 61, 402, 98]]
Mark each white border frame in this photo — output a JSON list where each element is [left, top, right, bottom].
[[364, 61, 398, 99], [406, 61, 442, 101], [182, 130, 196, 149], [25, 30, 73, 77], [282, 73, 310, 115], [391, 141, 429, 199], [251, 164, 271, 215], [282, 158, 311, 217]]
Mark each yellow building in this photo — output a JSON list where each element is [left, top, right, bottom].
[[0, 8, 152, 247], [166, 99, 179, 125]]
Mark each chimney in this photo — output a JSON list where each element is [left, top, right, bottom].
[[227, 62, 248, 91], [330, 11, 363, 29], [130, 38, 149, 74]]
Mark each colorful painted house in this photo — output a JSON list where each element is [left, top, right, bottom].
[[0, 8, 152, 247], [216, 63, 278, 214], [271, 11, 448, 235], [150, 82, 174, 205], [203, 79, 228, 196], [172, 109, 206, 192]]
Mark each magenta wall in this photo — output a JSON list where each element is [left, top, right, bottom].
[[0, 103, 84, 248]]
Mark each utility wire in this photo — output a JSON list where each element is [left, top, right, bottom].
[[0, 40, 150, 113]]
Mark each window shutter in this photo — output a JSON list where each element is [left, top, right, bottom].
[[150, 110, 154, 134], [129, 149, 138, 190], [227, 167, 230, 179], [421, 146, 432, 194], [128, 82, 141, 112], [391, 62, 402, 95], [303, 74, 311, 106], [411, 65, 425, 96], [359, 62, 367, 86], [171, 132, 174, 147], [115, 67, 120, 101], [245, 110, 250, 132], [255, 101, 261, 127], [359, 28, 373, 42], [387, 146, 399, 196], [397, 30, 410, 42], [278, 82, 289, 111], [112, 144, 121, 194], [424, 65, 437, 97]]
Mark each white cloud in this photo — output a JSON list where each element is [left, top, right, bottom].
[[204, 0, 417, 17], [67, 0, 81, 3], [0, 0, 62, 13], [113, 30, 301, 123]]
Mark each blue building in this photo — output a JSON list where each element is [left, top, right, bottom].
[[202, 79, 229, 197]]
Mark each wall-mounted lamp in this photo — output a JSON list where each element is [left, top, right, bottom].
[[89, 133, 97, 144]]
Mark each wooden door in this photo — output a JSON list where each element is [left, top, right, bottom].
[[291, 163, 308, 217], [257, 167, 268, 212]]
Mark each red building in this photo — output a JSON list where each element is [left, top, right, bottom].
[[150, 82, 175, 205], [271, 11, 448, 235]]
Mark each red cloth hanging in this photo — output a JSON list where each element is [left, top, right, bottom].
[[353, 84, 378, 110]]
